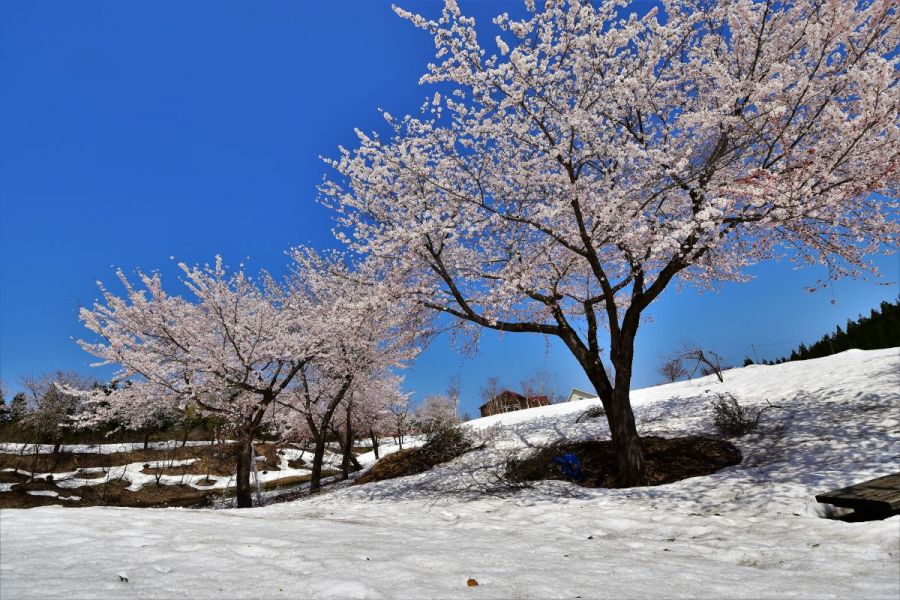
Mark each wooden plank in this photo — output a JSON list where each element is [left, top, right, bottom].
[[815, 472, 900, 512]]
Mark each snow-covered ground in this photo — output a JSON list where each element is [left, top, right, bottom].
[[2, 349, 898, 599]]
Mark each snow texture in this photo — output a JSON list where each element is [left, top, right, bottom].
[[1, 349, 898, 599]]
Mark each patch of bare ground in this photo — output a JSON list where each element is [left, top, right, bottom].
[[0, 441, 285, 478], [354, 429, 478, 486], [0, 478, 217, 509], [287, 457, 306, 469], [507, 436, 742, 488], [0, 470, 29, 484]]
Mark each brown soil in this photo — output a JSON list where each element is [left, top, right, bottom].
[[287, 457, 306, 469], [0, 471, 29, 484], [354, 428, 476, 486], [0, 441, 286, 479], [0, 479, 217, 509], [354, 449, 428, 485], [508, 436, 742, 488]]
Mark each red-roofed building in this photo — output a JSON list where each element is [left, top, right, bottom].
[[479, 390, 551, 417]]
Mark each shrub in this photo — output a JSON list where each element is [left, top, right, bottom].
[[575, 404, 606, 423], [711, 393, 768, 436]]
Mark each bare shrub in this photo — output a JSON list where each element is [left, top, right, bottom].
[[711, 393, 774, 436], [575, 405, 606, 423], [657, 359, 688, 383], [417, 423, 476, 465]]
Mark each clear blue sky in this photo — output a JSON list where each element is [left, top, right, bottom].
[[1, 1, 896, 416]]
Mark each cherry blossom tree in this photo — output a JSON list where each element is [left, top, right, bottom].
[[323, 0, 899, 484], [77, 257, 322, 507], [386, 390, 414, 450], [78, 250, 424, 504], [271, 248, 425, 491]]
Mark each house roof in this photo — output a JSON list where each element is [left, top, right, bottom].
[[566, 388, 596, 402], [478, 389, 525, 409], [479, 390, 550, 409]]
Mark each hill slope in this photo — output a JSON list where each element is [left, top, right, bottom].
[[2, 348, 898, 599]]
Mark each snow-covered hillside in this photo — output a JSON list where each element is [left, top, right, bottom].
[[2, 349, 898, 599]]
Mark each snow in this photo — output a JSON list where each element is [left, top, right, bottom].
[[2, 349, 898, 599]]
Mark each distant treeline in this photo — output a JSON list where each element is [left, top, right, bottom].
[[746, 298, 900, 366]]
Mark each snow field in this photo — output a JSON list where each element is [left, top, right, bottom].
[[1, 348, 898, 599]]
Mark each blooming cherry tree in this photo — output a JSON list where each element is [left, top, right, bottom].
[[323, 0, 899, 484], [77, 250, 422, 505], [77, 257, 319, 506], [275, 248, 425, 491]]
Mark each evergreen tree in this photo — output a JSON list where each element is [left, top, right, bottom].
[[10, 393, 27, 421], [774, 298, 900, 363]]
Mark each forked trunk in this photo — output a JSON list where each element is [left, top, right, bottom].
[[581, 338, 647, 486], [235, 436, 254, 508]]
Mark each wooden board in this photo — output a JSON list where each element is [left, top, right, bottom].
[[815, 472, 900, 513]]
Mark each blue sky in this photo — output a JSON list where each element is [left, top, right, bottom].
[[1, 1, 896, 416]]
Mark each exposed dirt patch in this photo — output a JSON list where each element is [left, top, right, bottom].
[[507, 436, 742, 488], [0, 441, 286, 479], [0, 470, 29, 484], [0, 445, 210, 473], [287, 457, 306, 469], [354, 428, 477, 486], [0, 479, 217, 509]]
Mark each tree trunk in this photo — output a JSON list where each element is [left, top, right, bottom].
[[369, 429, 379, 459], [143, 431, 151, 450], [235, 436, 254, 508], [582, 332, 647, 487], [309, 436, 327, 493], [30, 444, 39, 482], [181, 424, 193, 447], [340, 426, 352, 480]]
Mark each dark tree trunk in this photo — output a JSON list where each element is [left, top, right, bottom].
[[235, 436, 254, 508], [340, 427, 352, 480], [369, 429, 379, 459], [181, 424, 193, 447], [52, 440, 62, 455], [580, 329, 646, 487], [309, 436, 327, 493], [143, 431, 151, 450]]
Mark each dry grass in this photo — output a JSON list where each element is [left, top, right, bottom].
[[355, 426, 477, 486]]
